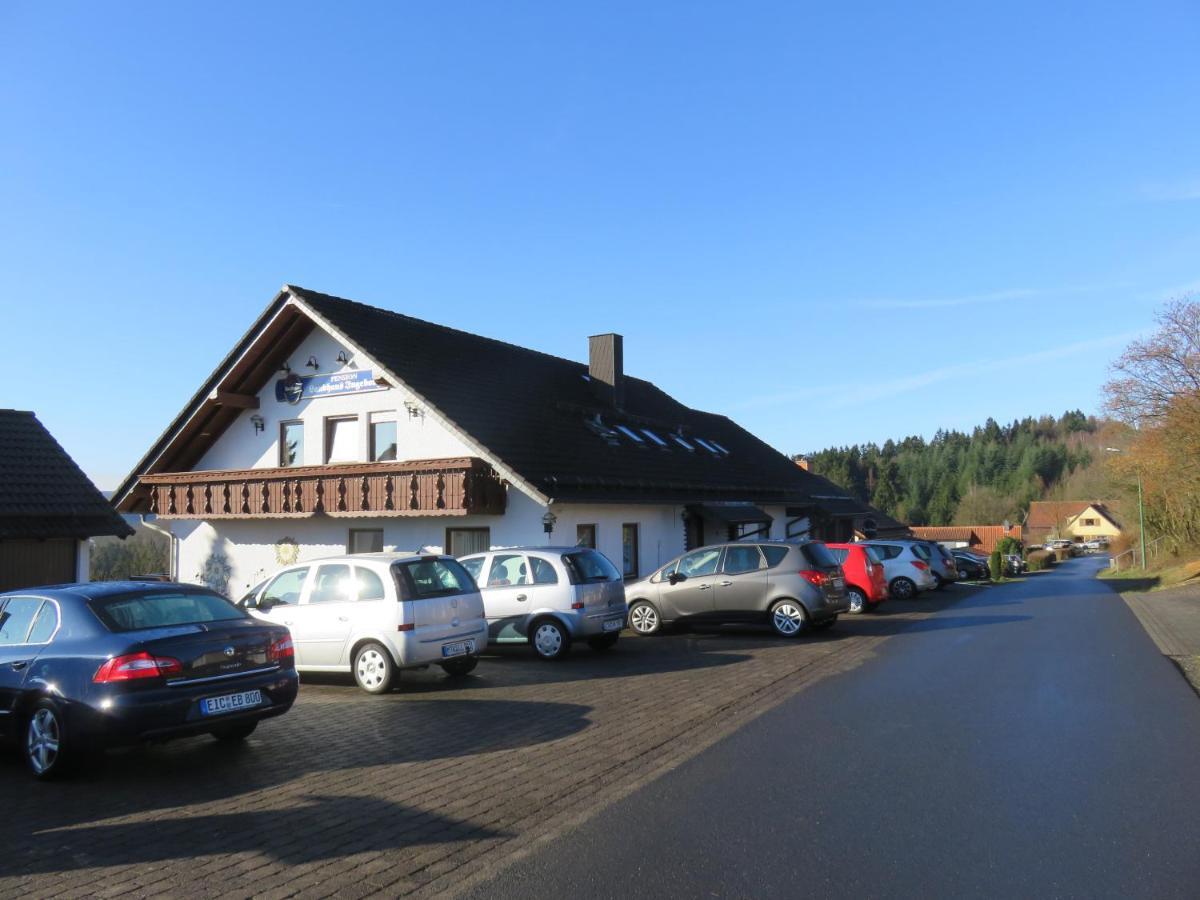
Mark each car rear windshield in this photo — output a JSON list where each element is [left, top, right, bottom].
[[90, 591, 244, 632], [396, 558, 476, 598], [863, 545, 884, 565], [562, 550, 621, 584], [911, 544, 932, 561], [800, 542, 839, 570]]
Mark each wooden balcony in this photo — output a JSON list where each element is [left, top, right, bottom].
[[139, 457, 506, 519]]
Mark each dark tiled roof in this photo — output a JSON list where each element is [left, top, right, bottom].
[[0, 410, 134, 539], [292, 287, 835, 506]]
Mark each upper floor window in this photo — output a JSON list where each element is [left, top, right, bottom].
[[325, 416, 359, 463], [370, 417, 397, 462], [280, 421, 304, 467]]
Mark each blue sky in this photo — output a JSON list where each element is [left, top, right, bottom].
[[2, 1, 1198, 489]]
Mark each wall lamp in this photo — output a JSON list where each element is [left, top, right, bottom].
[[305, 356, 320, 370], [279, 362, 291, 374], [542, 510, 557, 535], [336, 351, 350, 364], [404, 400, 425, 421], [250, 414, 265, 435]]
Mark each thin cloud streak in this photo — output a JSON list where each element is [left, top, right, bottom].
[[739, 331, 1143, 412], [1140, 178, 1200, 202], [843, 282, 1124, 310]]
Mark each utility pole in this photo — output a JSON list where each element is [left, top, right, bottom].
[[1106, 447, 1147, 570]]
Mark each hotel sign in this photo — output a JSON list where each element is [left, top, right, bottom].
[[275, 369, 386, 404]]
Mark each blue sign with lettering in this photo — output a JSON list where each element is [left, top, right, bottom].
[[275, 369, 385, 404]]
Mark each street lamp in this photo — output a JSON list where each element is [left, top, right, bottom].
[[1105, 447, 1147, 569]]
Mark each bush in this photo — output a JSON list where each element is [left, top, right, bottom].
[[989, 549, 1004, 581], [1026, 550, 1056, 571], [996, 536, 1023, 557]]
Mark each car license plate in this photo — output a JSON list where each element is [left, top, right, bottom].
[[442, 639, 475, 658], [602, 618, 623, 632], [200, 689, 262, 716]]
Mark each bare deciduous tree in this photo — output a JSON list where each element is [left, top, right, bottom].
[[1105, 297, 1200, 424]]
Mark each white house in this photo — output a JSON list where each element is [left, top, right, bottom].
[[113, 285, 869, 597]]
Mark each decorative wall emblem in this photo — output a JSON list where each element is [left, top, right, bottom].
[[275, 537, 300, 566]]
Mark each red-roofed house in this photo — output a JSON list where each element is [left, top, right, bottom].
[[910, 524, 1023, 555]]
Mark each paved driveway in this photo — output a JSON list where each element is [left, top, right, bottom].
[[0, 593, 970, 899]]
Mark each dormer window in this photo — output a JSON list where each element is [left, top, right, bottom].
[[709, 440, 730, 456], [695, 438, 722, 455], [615, 424, 645, 445]]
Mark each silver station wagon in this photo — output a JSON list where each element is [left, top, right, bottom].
[[458, 547, 627, 660], [623, 540, 849, 637], [241, 552, 487, 693]]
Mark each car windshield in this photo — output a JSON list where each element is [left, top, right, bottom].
[[800, 542, 839, 570], [563, 550, 621, 583], [90, 591, 244, 632], [911, 544, 932, 561]]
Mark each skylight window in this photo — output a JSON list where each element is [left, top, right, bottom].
[[709, 440, 730, 455], [672, 434, 695, 451], [615, 424, 645, 444], [585, 414, 620, 446], [641, 428, 669, 447], [695, 438, 722, 455]]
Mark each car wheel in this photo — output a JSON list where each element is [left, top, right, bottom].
[[25, 699, 70, 780], [354, 642, 396, 693], [890, 577, 917, 600], [587, 633, 620, 651], [531, 619, 571, 660], [441, 656, 478, 678], [211, 721, 258, 742], [628, 600, 662, 636], [846, 588, 868, 614], [932, 573, 945, 590], [769, 599, 808, 637]]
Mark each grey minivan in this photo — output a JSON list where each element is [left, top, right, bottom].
[[623, 540, 849, 638]]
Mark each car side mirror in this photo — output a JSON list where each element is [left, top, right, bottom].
[[668, 572, 684, 586], [257, 596, 279, 612]]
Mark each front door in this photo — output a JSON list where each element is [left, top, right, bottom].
[[0, 597, 45, 734], [714, 544, 769, 617], [299, 563, 357, 666], [659, 547, 723, 618], [483, 553, 534, 641]]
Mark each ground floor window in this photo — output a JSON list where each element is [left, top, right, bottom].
[[446, 527, 490, 557], [576, 524, 597, 548], [348, 528, 384, 554], [622, 523, 640, 579]]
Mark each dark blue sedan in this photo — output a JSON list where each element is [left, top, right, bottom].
[[0, 582, 299, 779]]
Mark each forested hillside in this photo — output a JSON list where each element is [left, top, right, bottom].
[[801, 411, 1108, 526]]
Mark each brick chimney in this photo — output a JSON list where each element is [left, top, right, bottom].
[[588, 333, 624, 410], [795, 456, 810, 471]]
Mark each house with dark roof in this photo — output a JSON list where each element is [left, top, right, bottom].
[[1, 410, 133, 591], [112, 285, 866, 595]]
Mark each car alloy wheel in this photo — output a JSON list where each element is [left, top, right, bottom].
[[354, 643, 395, 693], [532, 620, 569, 660], [847, 588, 867, 614], [26, 705, 62, 778], [890, 577, 916, 600], [770, 600, 807, 637], [628, 601, 660, 636]]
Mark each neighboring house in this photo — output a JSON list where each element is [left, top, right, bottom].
[[112, 285, 866, 596], [1026, 501, 1122, 545], [910, 524, 1023, 555], [0, 410, 134, 591]]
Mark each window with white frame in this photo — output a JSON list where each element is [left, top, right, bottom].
[[325, 416, 359, 463]]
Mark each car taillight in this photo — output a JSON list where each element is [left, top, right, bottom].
[[93, 651, 183, 683], [397, 623, 414, 632], [267, 636, 294, 661], [911, 561, 929, 571], [571, 601, 585, 610], [798, 569, 828, 586]]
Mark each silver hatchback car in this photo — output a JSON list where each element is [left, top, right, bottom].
[[458, 547, 627, 660], [623, 540, 849, 638], [242, 552, 487, 693]]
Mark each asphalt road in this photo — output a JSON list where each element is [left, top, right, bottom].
[[469, 557, 1200, 899]]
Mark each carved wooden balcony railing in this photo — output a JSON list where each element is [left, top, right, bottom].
[[139, 457, 506, 519]]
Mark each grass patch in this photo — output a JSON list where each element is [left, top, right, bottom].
[[1099, 558, 1200, 592]]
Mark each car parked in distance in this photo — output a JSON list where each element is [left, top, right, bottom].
[[1045, 539, 1074, 552], [1083, 538, 1109, 551], [918, 541, 959, 588], [824, 543, 888, 613], [624, 540, 849, 638], [458, 547, 627, 660], [951, 552, 990, 581], [865, 540, 938, 599], [241, 552, 486, 693], [1005, 554, 1027, 575], [0, 582, 299, 779]]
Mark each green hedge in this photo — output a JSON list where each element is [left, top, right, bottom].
[[989, 549, 1005, 581], [1026, 550, 1056, 571]]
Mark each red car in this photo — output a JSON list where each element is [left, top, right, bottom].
[[825, 543, 888, 614]]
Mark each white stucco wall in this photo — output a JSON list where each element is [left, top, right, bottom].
[[196, 328, 476, 472]]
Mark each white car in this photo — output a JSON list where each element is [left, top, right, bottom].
[[458, 547, 627, 660], [241, 552, 488, 693], [863, 540, 938, 599]]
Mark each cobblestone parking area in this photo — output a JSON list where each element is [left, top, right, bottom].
[[0, 591, 972, 899]]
